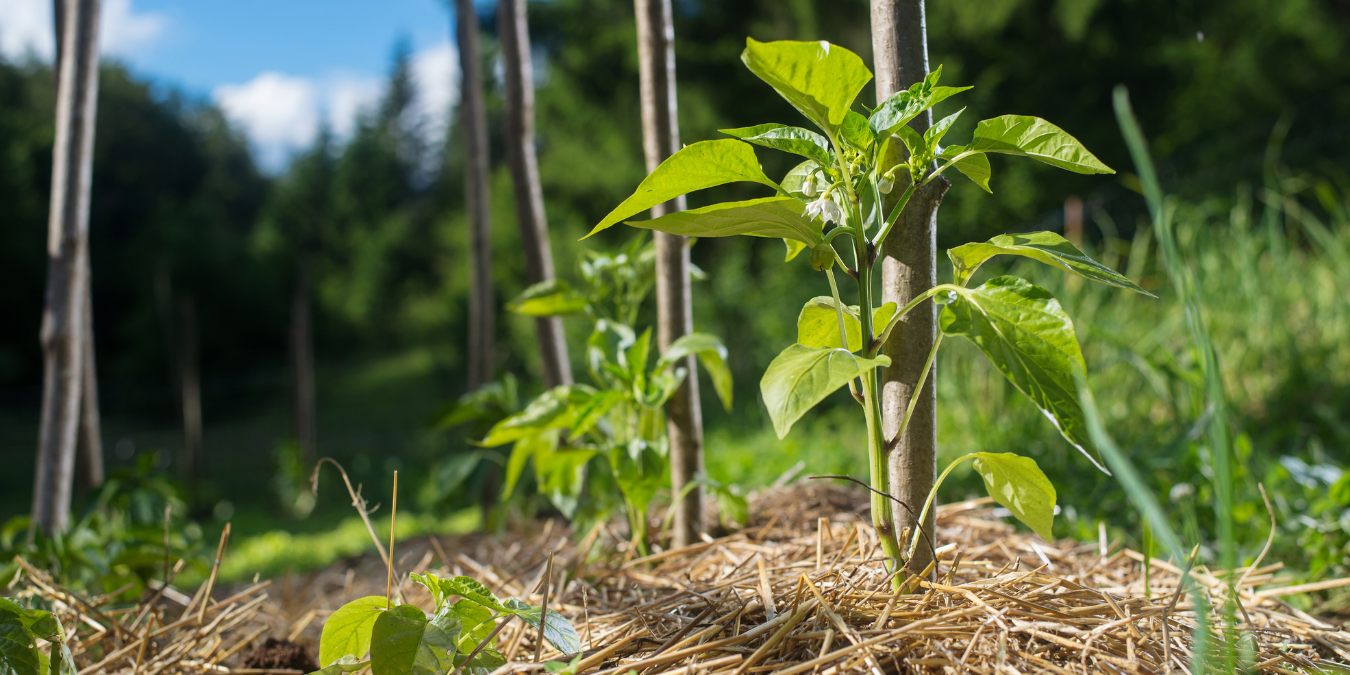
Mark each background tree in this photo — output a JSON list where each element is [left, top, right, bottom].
[[635, 0, 704, 547], [499, 0, 573, 389], [31, 0, 102, 535], [871, 0, 947, 576], [457, 0, 496, 390]]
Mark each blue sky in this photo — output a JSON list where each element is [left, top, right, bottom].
[[0, 0, 465, 169]]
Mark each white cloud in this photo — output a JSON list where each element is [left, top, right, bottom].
[[215, 40, 460, 172], [214, 72, 319, 171], [0, 0, 167, 62]]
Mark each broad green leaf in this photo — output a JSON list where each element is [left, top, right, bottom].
[[410, 572, 444, 609], [439, 577, 506, 612], [370, 604, 457, 675], [507, 279, 589, 317], [627, 197, 822, 247], [970, 453, 1057, 541], [658, 333, 734, 411], [796, 297, 897, 352], [783, 239, 808, 261], [0, 612, 39, 675], [947, 231, 1152, 294], [311, 654, 370, 675], [869, 83, 971, 138], [482, 385, 595, 447], [588, 140, 777, 237], [895, 124, 925, 159], [968, 116, 1113, 174], [940, 277, 1106, 471], [741, 38, 872, 132], [320, 596, 386, 667], [503, 431, 558, 500], [23, 613, 59, 644], [939, 145, 991, 193], [502, 599, 584, 655], [536, 447, 597, 519], [448, 599, 496, 653], [570, 390, 624, 437], [610, 439, 667, 516], [839, 111, 874, 150], [720, 124, 830, 166], [925, 108, 964, 147], [760, 344, 890, 439]]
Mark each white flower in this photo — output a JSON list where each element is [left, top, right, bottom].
[[805, 196, 844, 224], [803, 172, 818, 198]]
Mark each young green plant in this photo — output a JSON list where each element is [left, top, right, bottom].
[[480, 236, 742, 555], [585, 38, 1150, 575]]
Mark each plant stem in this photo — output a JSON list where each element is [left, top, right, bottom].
[[905, 453, 979, 558]]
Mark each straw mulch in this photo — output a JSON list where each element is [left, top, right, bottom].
[[11, 482, 1350, 674]]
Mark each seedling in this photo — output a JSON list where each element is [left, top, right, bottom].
[[586, 39, 1149, 573], [480, 237, 742, 555], [314, 574, 582, 675]]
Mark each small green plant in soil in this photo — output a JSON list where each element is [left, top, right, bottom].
[[314, 574, 581, 675], [479, 236, 743, 555], [586, 39, 1148, 573], [0, 597, 76, 675]]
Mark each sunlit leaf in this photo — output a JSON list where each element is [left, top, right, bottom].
[[319, 596, 386, 667], [947, 231, 1152, 294], [506, 279, 589, 317], [940, 277, 1106, 471], [627, 197, 822, 247], [502, 599, 584, 655], [720, 123, 830, 166], [939, 145, 991, 192], [760, 344, 890, 439], [740, 38, 872, 132], [970, 452, 1057, 540], [658, 333, 734, 411], [370, 604, 457, 675], [968, 115, 1113, 174], [588, 140, 777, 237]]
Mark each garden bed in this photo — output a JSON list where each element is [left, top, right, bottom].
[[12, 483, 1350, 674]]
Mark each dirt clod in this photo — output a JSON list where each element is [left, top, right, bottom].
[[242, 637, 318, 672]]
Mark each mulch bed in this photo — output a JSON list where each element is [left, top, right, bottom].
[[10, 482, 1350, 674]]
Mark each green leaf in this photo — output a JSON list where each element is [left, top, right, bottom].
[[310, 654, 370, 675], [627, 197, 822, 247], [940, 277, 1106, 471], [410, 572, 444, 609], [796, 297, 897, 352], [439, 577, 506, 612], [740, 38, 872, 132], [968, 116, 1114, 174], [720, 124, 830, 166], [588, 140, 777, 237], [503, 431, 559, 500], [570, 390, 624, 437], [448, 599, 496, 653], [507, 279, 589, 317], [535, 447, 597, 519], [482, 385, 595, 447], [760, 344, 890, 439], [939, 145, 991, 192], [610, 439, 667, 517], [869, 82, 971, 138], [370, 604, 457, 675], [502, 599, 584, 655], [319, 596, 386, 667], [970, 453, 1057, 541], [947, 231, 1153, 294], [839, 111, 874, 150], [783, 239, 808, 262], [658, 333, 734, 411], [925, 108, 964, 147], [0, 612, 39, 675]]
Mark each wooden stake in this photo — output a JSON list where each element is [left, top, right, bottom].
[[386, 471, 398, 609]]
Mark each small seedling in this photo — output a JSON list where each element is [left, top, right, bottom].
[[586, 38, 1149, 575], [314, 574, 582, 675]]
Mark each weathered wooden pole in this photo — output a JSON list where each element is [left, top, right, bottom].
[[32, 0, 102, 535], [499, 0, 573, 389], [290, 258, 317, 462], [635, 0, 703, 547], [873, 0, 949, 575], [456, 0, 496, 390], [177, 295, 203, 481]]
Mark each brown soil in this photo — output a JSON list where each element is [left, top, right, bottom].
[[242, 637, 318, 672]]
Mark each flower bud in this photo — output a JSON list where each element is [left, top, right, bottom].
[[803, 172, 818, 198], [877, 176, 894, 194], [809, 243, 835, 271]]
